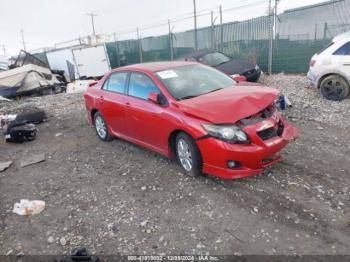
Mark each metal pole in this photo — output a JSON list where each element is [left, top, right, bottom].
[[314, 24, 318, 40], [86, 13, 97, 36], [137, 27, 143, 63], [1, 45, 6, 55], [268, 0, 273, 75], [168, 20, 174, 61], [219, 5, 223, 51], [211, 11, 215, 50], [193, 0, 198, 50], [113, 32, 121, 67], [21, 29, 26, 51]]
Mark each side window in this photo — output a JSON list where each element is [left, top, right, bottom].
[[128, 73, 160, 100], [103, 72, 128, 93], [333, 42, 350, 56]]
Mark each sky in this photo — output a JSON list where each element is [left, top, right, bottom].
[[0, 0, 329, 55]]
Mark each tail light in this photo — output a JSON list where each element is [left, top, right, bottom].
[[309, 60, 316, 67]]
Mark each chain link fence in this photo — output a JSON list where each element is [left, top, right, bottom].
[[32, 0, 350, 74]]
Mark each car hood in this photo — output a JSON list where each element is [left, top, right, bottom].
[[177, 84, 279, 123], [214, 59, 256, 75]]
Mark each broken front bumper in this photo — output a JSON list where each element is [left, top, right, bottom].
[[197, 114, 298, 179]]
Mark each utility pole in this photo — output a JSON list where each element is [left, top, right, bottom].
[[268, 0, 273, 75], [21, 29, 26, 51], [211, 11, 215, 50], [168, 20, 174, 61], [86, 13, 97, 36], [113, 32, 121, 67], [219, 5, 223, 51], [136, 27, 143, 63], [193, 0, 198, 51]]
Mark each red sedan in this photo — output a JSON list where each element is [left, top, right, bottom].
[[83, 62, 297, 179]]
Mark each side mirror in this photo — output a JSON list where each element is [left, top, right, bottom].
[[148, 92, 159, 104], [231, 74, 247, 83]]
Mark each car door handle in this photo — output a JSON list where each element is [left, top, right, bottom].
[[125, 102, 131, 107], [99, 95, 104, 100]]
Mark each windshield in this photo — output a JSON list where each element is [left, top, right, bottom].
[[156, 64, 236, 101], [199, 52, 231, 66]]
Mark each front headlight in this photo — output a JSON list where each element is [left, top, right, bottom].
[[202, 124, 250, 144]]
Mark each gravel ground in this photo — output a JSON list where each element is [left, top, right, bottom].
[[0, 74, 349, 256]]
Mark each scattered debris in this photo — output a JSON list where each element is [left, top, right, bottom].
[[0, 161, 12, 172], [0, 96, 10, 101], [66, 80, 97, 94], [13, 199, 45, 216], [47, 236, 55, 244], [60, 237, 67, 246], [0, 114, 17, 129], [20, 153, 45, 167], [5, 123, 37, 143]]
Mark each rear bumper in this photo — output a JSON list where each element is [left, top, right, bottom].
[[197, 115, 298, 180], [307, 70, 318, 87]]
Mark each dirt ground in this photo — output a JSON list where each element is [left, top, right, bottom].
[[0, 75, 349, 256]]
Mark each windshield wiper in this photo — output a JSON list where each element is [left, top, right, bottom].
[[205, 88, 223, 94], [215, 61, 229, 66], [178, 95, 198, 100]]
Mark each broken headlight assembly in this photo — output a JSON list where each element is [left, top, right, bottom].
[[202, 124, 250, 144]]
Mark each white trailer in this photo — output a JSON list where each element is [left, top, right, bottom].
[[46, 44, 110, 81], [72, 45, 110, 79]]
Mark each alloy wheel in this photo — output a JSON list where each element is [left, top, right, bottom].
[[95, 115, 107, 139], [177, 138, 193, 171]]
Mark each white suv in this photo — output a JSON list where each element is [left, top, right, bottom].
[[308, 32, 350, 101]]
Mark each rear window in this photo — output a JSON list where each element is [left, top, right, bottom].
[[333, 42, 350, 55]]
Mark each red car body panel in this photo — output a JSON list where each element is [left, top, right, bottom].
[[84, 62, 298, 179]]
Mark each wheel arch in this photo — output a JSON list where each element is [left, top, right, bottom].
[[317, 72, 350, 89], [91, 108, 99, 125], [168, 129, 199, 158]]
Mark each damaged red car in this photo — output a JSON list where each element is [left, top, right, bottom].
[[84, 62, 297, 179]]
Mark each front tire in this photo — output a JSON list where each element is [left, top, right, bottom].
[[94, 112, 113, 141], [320, 75, 349, 101], [175, 132, 203, 177]]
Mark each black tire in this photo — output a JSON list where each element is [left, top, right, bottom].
[[93, 112, 113, 141], [320, 75, 349, 101], [175, 132, 203, 177]]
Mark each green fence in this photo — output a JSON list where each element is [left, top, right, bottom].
[[33, 0, 350, 75]]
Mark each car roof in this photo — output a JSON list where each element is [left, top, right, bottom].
[[115, 61, 198, 73], [333, 31, 350, 43], [178, 50, 217, 60]]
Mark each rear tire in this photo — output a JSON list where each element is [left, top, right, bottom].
[[94, 112, 113, 141], [175, 132, 202, 177], [320, 75, 349, 101]]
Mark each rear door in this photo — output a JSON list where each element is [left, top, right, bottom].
[[73, 45, 110, 78], [124, 72, 168, 153], [99, 72, 129, 136]]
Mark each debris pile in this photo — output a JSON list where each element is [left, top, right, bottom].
[[0, 109, 46, 143]]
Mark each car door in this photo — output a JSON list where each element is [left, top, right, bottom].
[[99, 72, 129, 136], [124, 72, 168, 153]]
